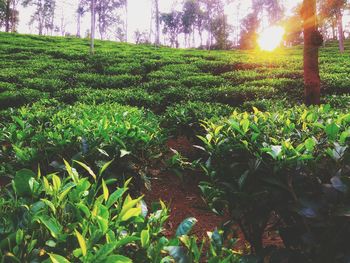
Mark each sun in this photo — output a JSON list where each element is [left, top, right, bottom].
[[258, 26, 285, 51]]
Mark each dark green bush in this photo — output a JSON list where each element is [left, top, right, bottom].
[[181, 75, 228, 89], [0, 81, 16, 92], [162, 101, 233, 136], [211, 85, 275, 105], [77, 73, 142, 89], [198, 105, 350, 261], [22, 78, 67, 92], [0, 89, 46, 109]]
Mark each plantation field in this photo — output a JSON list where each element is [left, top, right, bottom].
[[0, 32, 350, 262], [0, 33, 349, 113]]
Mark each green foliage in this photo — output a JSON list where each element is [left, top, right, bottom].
[[0, 32, 349, 114], [0, 32, 350, 262], [0, 101, 164, 188], [198, 105, 350, 261], [0, 162, 241, 262], [162, 101, 233, 136]]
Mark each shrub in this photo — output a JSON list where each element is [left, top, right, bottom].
[[162, 101, 233, 137], [321, 73, 350, 94], [0, 89, 46, 109], [0, 102, 164, 186], [194, 60, 237, 75], [222, 70, 263, 84], [0, 81, 16, 92], [76, 73, 142, 89], [181, 75, 228, 89], [211, 85, 275, 106], [0, 162, 241, 262], [143, 79, 182, 92], [198, 105, 350, 261], [22, 78, 67, 92], [105, 62, 144, 75]]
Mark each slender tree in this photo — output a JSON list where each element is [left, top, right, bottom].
[[302, 0, 322, 105], [124, 0, 128, 42], [160, 11, 182, 48], [0, 0, 18, 32], [182, 0, 199, 47], [90, 0, 95, 54], [22, 0, 56, 35], [154, 0, 160, 45], [319, 0, 347, 52], [76, 0, 87, 37], [95, 0, 126, 40], [5, 0, 9, 32]]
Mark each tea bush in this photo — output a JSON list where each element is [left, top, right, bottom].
[[0, 89, 47, 109], [0, 162, 241, 262], [76, 73, 142, 89], [0, 32, 349, 113], [162, 101, 234, 137], [0, 101, 164, 188], [0, 32, 350, 262], [198, 105, 350, 261]]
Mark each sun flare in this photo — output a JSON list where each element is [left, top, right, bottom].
[[258, 26, 285, 51]]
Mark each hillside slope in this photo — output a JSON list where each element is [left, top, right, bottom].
[[0, 33, 349, 113]]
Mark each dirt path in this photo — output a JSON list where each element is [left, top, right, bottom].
[[143, 136, 284, 251], [143, 170, 227, 238]]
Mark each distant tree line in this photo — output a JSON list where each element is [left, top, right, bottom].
[[0, 0, 349, 51]]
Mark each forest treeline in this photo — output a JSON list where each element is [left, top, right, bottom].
[[0, 0, 349, 51]]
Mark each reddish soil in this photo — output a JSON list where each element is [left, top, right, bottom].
[[143, 136, 284, 251], [144, 169, 227, 238], [0, 176, 10, 188]]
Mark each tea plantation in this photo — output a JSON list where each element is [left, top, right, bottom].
[[0, 33, 349, 262]]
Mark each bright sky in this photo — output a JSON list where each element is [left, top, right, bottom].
[[17, 0, 349, 43]]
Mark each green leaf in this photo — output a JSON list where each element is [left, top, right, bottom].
[[15, 229, 23, 245], [45, 240, 57, 248], [58, 185, 75, 203], [75, 230, 87, 256], [52, 174, 61, 192], [141, 229, 150, 248], [106, 188, 127, 208], [340, 130, 350, 144], [176, 217, 197, 237], [102, 179, 109, 202], [35, 215, 62, 239], [119, 195, 143, 220], [99, 159, 114, 176], [74, 161, 97, 181], [13, 169, 36, 197], [63, 159, 79, 183], [48, 253, 70, 263], [121, 207, 141, 221], [325, 123, 340, 140], [240, 119, 250, 133], [41, 199, 57, 214], [105, 255, 132, 263], [304, 137, 316, 152]]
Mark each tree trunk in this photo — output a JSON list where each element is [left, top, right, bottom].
[[336, 11, 344, 53], [77, 13, 81, 37], [302, 0, 321, 105], [90, 0, 96, 54], [5, 0, 10, 32], [11, 0, 16, 32], [331, 21, 336, 40], [125, 0, 128, 42], [155, 0, 160, 46]]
